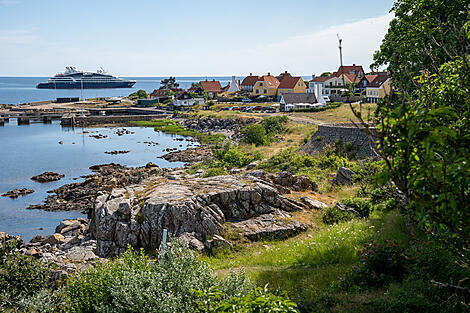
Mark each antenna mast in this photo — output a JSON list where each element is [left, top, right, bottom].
[[337, 34, 346, 91]]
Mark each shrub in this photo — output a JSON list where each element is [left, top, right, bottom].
[[240, 124, 267, 146], [262, 115, 288, 135], [67, 241, 251, 313], [204, 167, 228, 177], [340, 197, 373, 218], [321, 206, 357, 225], [0, 240, 50, 309], [193, 286, 299, 313], [212, 143, 260, 168], [339, 240, 409, 289]]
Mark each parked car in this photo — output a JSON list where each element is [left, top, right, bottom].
[[262, 106, 276, 112], [230, 106, 241, 111], [251, 106, 263, 111], [242, 98, 252, 103], [323, 96, 331, 102]]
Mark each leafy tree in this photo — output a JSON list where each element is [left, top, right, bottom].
[[371, 0, 470, 93], [129, 89, 148, 99], [320, 72, 331, 77], [240, 124, 267, 146]]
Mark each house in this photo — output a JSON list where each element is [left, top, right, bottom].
[[173, 90, 204, 107], [240, 73, 260, 92], [323, 64, 365, 96], [252, 74, 280, 96], [356, 74, 378, 94], [200, 80, 222, 97], [308, 75, 328, 97], [149, 89, 171, 103], [365, 73, 391, 103], [280, 93, 319, 112], [188, 86, 203, 95], [276, 72, 307, 97]]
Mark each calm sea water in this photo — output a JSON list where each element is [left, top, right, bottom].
[[0, 120, 197, 241], [0, 76, 236, 104]]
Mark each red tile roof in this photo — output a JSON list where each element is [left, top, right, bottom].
[[311, 76, 329, 82], [241, 75, 260, 86], [276, 71, 292, 82], [150, 89, 169, 97], [257, 75, 280, 88], [200, 80, 222, 93], [278, 76, 303, 89], [365, 75, 378, 83]]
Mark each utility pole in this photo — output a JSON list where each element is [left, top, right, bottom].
[[337, 34, 346, 91]]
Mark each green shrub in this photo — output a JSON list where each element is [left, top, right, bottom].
[[67, 241, 251, 313], [262, 115, 288, 135], [291, 102, 342, 112], [240, 124, 267, 146], [339, 240, 409, 289], [340, 198, 373, 218], [212, 143, 258, 168], [321, 206, 357, 225], [0, 240, 50, 309], [204, 167, 228, 177], [193, 286, 299, 313]]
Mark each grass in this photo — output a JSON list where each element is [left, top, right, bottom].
[[131, 119, 225, 144], [290, 102, 377, 124], [203, 211, 410, 305]]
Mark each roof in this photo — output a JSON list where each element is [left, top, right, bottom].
[[278, 76, 303, 89], [221, 83, 231, 92], [257, 75, 280, 88], [276, 71, 292, 82], [365, 75, 378, 83], [187, 86, 200, 92], [368, 73, 389, 88], [200, 80, 222, 93], [150, 89, 169, 97], [241, 75, 260, 86], [281, 93, 317, 104], [311, 76, 329, 83]]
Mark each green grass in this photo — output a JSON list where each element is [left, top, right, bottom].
[[204, 212, 410, 305], [132, 119, 226, 144]]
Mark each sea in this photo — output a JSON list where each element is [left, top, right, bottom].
[[0, 76, 236, 105], [0, 76, 219, 241]]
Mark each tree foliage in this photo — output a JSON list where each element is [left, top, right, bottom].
[[371, 0, 470, 93], [160, 76, 179, 90]]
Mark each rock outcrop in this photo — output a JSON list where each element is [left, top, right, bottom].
[[31, 172, 64, 183], [90, 172, 311, 257], [1, 188, 34, 199], [182, 117, 257, 141], [334, 167, 356, 185], [161, 146, 212, 163], [27, 163, 160, 214]]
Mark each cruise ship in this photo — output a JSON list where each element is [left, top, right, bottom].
[[36, 67, 136, 89]]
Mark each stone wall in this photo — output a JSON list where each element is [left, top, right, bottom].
[[302, 123, 378, 158]]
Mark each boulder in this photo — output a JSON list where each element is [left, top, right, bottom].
[[1, 188, 34, 199], [0, 232, 23, 246], [205, 235, 232, 250], [31, 172, 64, 183], [42, 233, 65, 245], [300, 197, 329, 210], [334, 167, 356, 185]]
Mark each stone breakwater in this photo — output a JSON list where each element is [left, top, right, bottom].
[[90, 169, 317, 257], [303, 124, 378, 158]]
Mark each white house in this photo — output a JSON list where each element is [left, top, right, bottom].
[[280, 93, 321, 112]]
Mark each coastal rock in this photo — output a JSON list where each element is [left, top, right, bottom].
[[1, 188, 34, 199], [231, 214, 308, 241], [0, 231, 23, 246], [31, 172, 64, 183], [42, 233, 65, 245], [300, 197, 329, 210], [104, 150, 130, 155], [27, 163, 160, 214], [334, 167, 356, 185], [90, 173, 310, 257], [182, 117, 257, 141], [161, 146, 212, 163], [245, 170, 317, 192]]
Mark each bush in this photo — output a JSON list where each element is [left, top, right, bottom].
[[0, 240, 50, 309], [291, 102, 342, 112], [67, 241, 251, 313], [321, 206, 357, 225], [340, 197, 373, 218], [240, 124, 267, 146], [193, 286, 299, 313], [262, 115, 288, 135], [339, 240, 409, 289]]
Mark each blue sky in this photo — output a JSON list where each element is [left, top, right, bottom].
[[0, 0, 395, 76]]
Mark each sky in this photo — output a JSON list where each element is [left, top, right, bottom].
[[0, 0, 395, 76]]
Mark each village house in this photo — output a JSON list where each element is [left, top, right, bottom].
[[276, 71, 307, 97], [365, 72, 391, 103], [173, 90, 204, 107], [279, 93, 318, 112], [252, 74, 280, 97], [240, 73, 260, 92], [308, 76, 328, 97], [200, 80, 222, 97], [356, 74, 378, 95], [323, 64, 365, 96], [149, 88, 180, 103]]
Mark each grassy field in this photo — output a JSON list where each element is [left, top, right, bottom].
[[203, 211, 410, 307], [289, 102, 377, 124]]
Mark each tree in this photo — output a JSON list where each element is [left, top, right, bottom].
[[353, 1, 470, 257], [240, 124, 267, 146], [159, 77, 179, 89], [129, 89, 148, 99], [320, 72, 331, 77], [371, 0, 470, 94]]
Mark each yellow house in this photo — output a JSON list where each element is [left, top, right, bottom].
[[276, 76, 307, 96], [365, 73, 391, 103], [252, 74, 280, 96]]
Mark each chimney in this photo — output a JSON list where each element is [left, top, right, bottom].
[[285, 70, 288, 74], [353, 64, 356, 66], [250, 73, 252, 76], [268, 72, 271, 76]]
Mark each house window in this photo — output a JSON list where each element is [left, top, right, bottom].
[[260, 83, 263, 87], [263, 89, 267, 94], [256, 89, 259, 94]]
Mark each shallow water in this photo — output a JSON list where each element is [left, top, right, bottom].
[[0, 120, 196, 241]]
